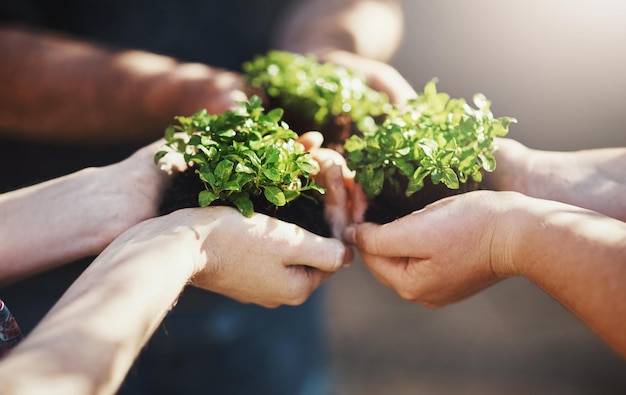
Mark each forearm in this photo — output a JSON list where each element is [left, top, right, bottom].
[[525, 147, 626, 221], [275, 0, 404, 61], [0, 159, 160, 282], [507, 196, 626, 357], [0, 26, 218, 143], [490, 138, 626, 221], [0, 216, 198, 395]]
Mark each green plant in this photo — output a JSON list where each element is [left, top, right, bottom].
[[154, 95, 325, 217], [242, 50, 388, 133], [343, 79, 516, 198]]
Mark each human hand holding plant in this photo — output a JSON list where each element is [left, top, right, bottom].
[[342, 190, 524, 307], [344, 79, 516, 223], [316, 49, 417, 105], [155, 95, 325, 218], [167, 206, 355, 307]]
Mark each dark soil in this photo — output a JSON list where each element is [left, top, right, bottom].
[[364, 177, 480, 224], [159, 167, 331, 238]]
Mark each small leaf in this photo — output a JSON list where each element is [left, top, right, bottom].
[[232, 193, 254, 217], [441, 167, 460, 189], [264, 186, 286, 206], [266, 108, 284, 123], [262, 167, 282, 182], [153, 150, 168, 164], [198, 190, 218, 207], [478, 152, 496, 172]]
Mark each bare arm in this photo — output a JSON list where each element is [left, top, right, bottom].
[[486, 137, 626, 221], [0, 207, 352, 395], [0, 140, 170, 283], [345, 191, 626, 358], [275, 0, 416, 104], [0, 26, 246, 143]]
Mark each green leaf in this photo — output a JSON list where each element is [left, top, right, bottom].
[[441, 167, 460, 189], [215, 159, 233, 181], [266, 108, 284, 123], [164, 125, 176, 141], [478, 152, 496, 172], [198, 190, 218, 207], [232, 193, 254, 217], [406, 167, 428, 196], [342, 78, 515, 198], [153, 150, 168, 164], [262, 167, 282, 182], [264, 186, 286, 206]]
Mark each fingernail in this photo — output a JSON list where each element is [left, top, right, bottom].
[[342, 245, 354, 268]]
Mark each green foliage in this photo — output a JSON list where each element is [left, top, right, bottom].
[[243, 50, 389, 132], [344, 79, 517, 198], [155, 96, 325, 217]]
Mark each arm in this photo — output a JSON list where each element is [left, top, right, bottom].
[[0, 140, 171, 283], [275, 0, 416, 104], [344, 191, 626, 358], [485, 137, 626, 221], [0, 26, 247, 143], [0, 207, 353, 395]]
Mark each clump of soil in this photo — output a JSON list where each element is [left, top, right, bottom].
[[364, 177, 480, 224], [159, 167, 331, 238]]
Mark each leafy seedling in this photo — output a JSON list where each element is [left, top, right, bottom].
[[344, 79, 516, 222], [155, 95, 325, 217], [242, 50, 389, 144]]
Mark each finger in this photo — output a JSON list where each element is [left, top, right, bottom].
[[344, 214, 431, 258], [264, 217, 354, 271], [350, 183, 368, 223], [157, 148, 188, 175], [298, 131, 324, 151], [323, 164, 349, 239], [359, 251, 408, 290], [367, 71, 417, 105], [296, 236, 354, 272]]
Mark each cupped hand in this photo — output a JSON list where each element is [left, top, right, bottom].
[[99, 139, 178, 241], [175, 206, 354, 308], [343, 190, 523, 307], [318, 50, 417, 105]]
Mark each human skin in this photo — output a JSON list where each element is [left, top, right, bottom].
[[485, 137, 626, 222], [0, 0, 415, 145], [0, 139, 172, 282], [0, 206, 353, 395], [278, 0, 417, 104], [0, 26, 248, 143], [344, 189, 626, 358], [0, 133, 350, 283]]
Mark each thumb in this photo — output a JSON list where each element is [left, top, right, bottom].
[[343, 218, 421, 257], [297, 131, 324, 151], [288, 233, 355, 272]]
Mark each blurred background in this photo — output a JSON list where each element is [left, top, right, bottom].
[[324, 1, 626, 394]]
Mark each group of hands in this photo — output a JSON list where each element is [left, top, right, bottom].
[[113, 103, 532, 310]]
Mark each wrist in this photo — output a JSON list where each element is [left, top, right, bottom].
[[487, 192, 538, 278]]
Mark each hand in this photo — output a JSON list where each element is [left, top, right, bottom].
[[482, 137, 532, 193], [165, 206, 354, 307], [343, 190, 522, 307], [318, 50, 417, 105], [101, 140, 174, 228], [298, 132, 367, 239], [169, 65, 252, 116], [484, 138, 626, 221]]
